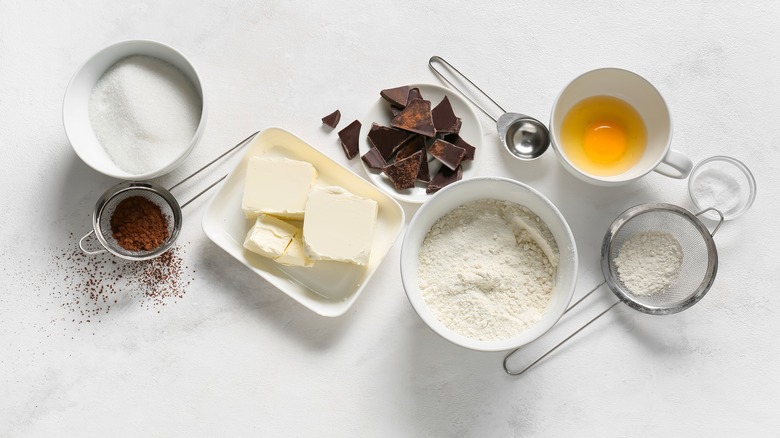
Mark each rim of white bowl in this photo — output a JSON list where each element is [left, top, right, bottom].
[[62, 39, 207, 180], [400, 176, 578, 352]]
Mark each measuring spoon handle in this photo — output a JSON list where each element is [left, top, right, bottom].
[[428, 55, 505, 122]]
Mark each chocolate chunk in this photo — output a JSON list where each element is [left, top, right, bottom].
[[450, 118, 462, 135], [321, 109, 341, 128], [426, 164, 463, 194], [432, 96, 460, 134], [417, 155, 431, 183], [395, 135, 425, 161], [361, 147, 386, 169], [367, 123, 414, 159], [390, 98, 437, 137], [380, 86, 411, 107], [390, 105, 403, 117], [337, 120, 361, 160], [383, 150, 423, 190], [428, 138, 466, 170], [443, 133, 476, 160], [407, 87, 423, 102]]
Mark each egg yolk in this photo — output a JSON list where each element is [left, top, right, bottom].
[[583, 121, 627, 164]]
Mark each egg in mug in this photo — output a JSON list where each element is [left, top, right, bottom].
[[560, 96, 646, 177]]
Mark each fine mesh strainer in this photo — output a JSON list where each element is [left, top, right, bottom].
[[78, 131, 258, 261], [81, 181, 183, 261], [503, 203, 723, 375]]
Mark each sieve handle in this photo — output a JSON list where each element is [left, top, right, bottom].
[[180, 174, 227, 209], [503, 280, 615, 376], [168, 131, 259, 210], [695, 208, 725, 236], [168, 131, 259, 193], [78, 230, 107, 255]]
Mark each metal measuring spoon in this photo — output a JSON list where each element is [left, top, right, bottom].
[[429, 56, 550, 160]]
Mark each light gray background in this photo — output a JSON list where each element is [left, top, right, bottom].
[[1, 1, 777, 436]]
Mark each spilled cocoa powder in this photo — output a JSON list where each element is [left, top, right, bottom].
[[41, 235, 196, 328]]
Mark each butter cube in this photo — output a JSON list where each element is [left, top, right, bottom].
[[242, 156, 317, 220], [303, 186, 378, 266], [243, 215, 313, 267], [243, 214, 298, 259], [275, 232, 314, 267]]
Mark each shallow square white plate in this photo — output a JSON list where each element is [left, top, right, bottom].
[[202, 128, 405, 317], [359, 83, 483, 204]]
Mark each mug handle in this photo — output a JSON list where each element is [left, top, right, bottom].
[[654, 148, 693, 179]]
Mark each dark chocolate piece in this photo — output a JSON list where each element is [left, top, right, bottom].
[[390, 98, 437, 137], [361, 147, 386, 169], [337, 120, 361, 160], [390, 105, 403, 117], [394, 135, 425, 161], [321, 110, 341, 128], [442, 133, 475, 160], [428, 138, 466, 170], [407, 87, 423, 102], [450, 118, 462, 135], [383, 150, 423, 190], [417, 155, 431, 183], [380, 86, 411, 107], [426, 165, 463, 194], [367, 123, 414, 159], [431, 96, 460, 134]]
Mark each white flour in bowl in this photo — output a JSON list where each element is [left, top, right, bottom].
[[417, 199, 559, 342]]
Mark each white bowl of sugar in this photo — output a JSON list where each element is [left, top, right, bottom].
[[400, 177, 578, 352], [63, 40, 206, 180]]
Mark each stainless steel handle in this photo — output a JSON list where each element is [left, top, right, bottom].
[[503, 280, 612, 376], [694, 207, 725, 236], [171, 130, 260, 209], [78, 230, 106, 255], [428, 55, 505, 122]]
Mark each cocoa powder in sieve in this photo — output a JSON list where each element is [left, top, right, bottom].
[[110, 196, 169, 251]]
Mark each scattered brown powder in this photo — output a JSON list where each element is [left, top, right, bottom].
[[42, 234, 195, 328]]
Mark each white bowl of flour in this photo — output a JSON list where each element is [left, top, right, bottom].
[[63, 40, 206, 180], [400, 177, 577, 351]]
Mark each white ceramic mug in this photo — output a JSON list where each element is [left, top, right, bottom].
[[549, 68, 692, 186]]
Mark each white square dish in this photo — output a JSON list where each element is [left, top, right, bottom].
[[202, 128, 405, 317]]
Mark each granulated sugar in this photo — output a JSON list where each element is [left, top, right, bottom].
[[89, 55, 201, 174], [417, 199, 559, 342], [690, 167, 741, 215]]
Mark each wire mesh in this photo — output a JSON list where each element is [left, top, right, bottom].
[[92, 182, 182, 261], [601, 204, 718, 315]]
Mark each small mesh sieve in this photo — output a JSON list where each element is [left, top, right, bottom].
[[88, 181, 183, 261], [504, 203, 723, 375], [602, 203, 719, 315]]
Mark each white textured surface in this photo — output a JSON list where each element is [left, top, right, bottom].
[[1, 1, 778, 436]]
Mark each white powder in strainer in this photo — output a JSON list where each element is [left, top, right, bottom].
[[614, 231, 683, 296], [417, 199, 558, 342]]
